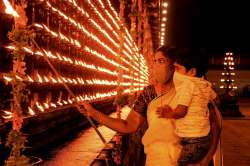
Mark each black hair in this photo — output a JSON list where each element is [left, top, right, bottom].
[[155, 45, 177, 63], [175, 48, 209, 77]]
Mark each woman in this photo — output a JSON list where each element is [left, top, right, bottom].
[[79, 46, 220, 166], [79, 46, 181, 165]]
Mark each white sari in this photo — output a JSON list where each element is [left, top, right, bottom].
[[142, 88, 182, 166]]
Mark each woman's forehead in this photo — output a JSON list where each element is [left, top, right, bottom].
[[154, 51, 169, 59]]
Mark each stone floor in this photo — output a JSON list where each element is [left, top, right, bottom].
[[43, 99, 250, 166], [43, 106, 131, 166], [222, 99, 250, 166]]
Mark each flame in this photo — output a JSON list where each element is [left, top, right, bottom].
[[56, 53, 63, 61], [76, 97, 80, 102], [57, 101, 63, 106], [3, 110, 12, 115], [74, 40, 81, 47], [28, 107, 35, 115], [77, 78, 84, 84], [46, 1, 51, 7], [23, 47, 34, 54], [51, 31, 58, 37], [5, 45, 16, 50], [36, 102, 44, 112], [70, 38, 74, 45], [37, 73, 43, 83], [2, 111, 13, 119], [84, 95, 90, 101], [67, 78, 73, 84], [73, 79, 77, 84], [34, 23, 43, 28], [44, 103, 49, 109], [50, 76, 57, 83], [27, 76, 34, 82], [3, 0, 19, 17], [59, 33, 70, 42], [57, 77, 63, 83], [35, 51, 43, 56], [15, 75, 23, 81], [63, 100, 68, 105], [51, 103, 57, 108], [2, 115, 13, 119], [79, 96, 84, 101], [44, 76, 49, 82], [68, 99, 73, 104], [3, 75, 12, 82], [62, 77, 68, 83]]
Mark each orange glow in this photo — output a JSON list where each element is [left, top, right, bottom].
[[28, 107, 35, 115], [3, 0, 19, 17], [37, 73, 43, 83], [3, 75, 12, 82], [42, 1, 148, 77], [36, 102, 44, 112]]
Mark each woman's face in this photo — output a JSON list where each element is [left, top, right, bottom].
[[153, 51, 174, 84]]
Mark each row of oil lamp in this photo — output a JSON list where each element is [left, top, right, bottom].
[[1, 86, 143, 120], [5, 45, 148, 83], [2, 0, 148, 77], [0, 0, 149, 121], [32, 22, 148, 77], [2, 73, 147, 87], [32, 0, 147, 75]]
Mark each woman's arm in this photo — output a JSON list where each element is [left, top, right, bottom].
[[80, 102, 145, 134]]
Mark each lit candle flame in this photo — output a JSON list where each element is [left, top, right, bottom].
[[50, 76, 58, 83], [34, 23, 43, 29], [44, 103, 49, 109], [23, 47, 33, 54], [57, 101, 63, 106], [36, 102, 44, 112], [63, 100, 68, 105], [44, 76, 49, 82], [5, 45, 15, 50], [3, 110, 12, 115], [68, 99, 73, 104], [57, 78, 63, 83], [28, 107, 35, 115], [3, 75, 12, 82], [51, 103, 57, 108], [2, 115, 13, 119], [27, 76, 34, 82], [35, 51, 43, 56], [2, 110, 13, 119], [15, 75, 23, 81], [37, 73, 43, 83], [3, 0, 20, 17]]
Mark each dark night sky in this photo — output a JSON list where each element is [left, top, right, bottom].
[[167, 0, 250, 55]]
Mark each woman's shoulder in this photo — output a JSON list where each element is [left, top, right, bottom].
[[142, 85, 157, 98], [142, 84, 156, 93], [134, 85, 157, 105]]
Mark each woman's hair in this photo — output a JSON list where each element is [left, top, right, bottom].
[[155, 45, 177, 64]]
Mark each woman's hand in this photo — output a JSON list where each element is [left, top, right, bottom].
[[77, 101, 95, 117], [156, 105, 174, 118]]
